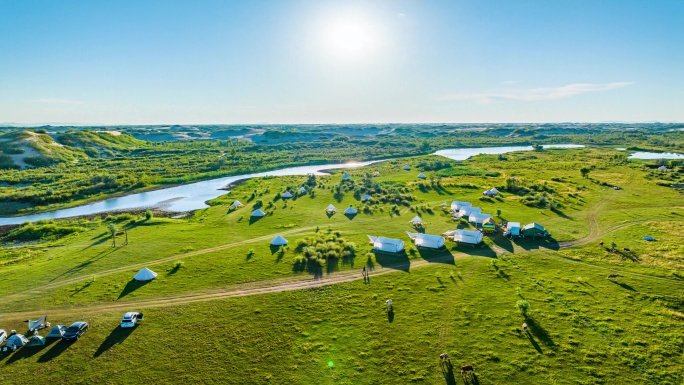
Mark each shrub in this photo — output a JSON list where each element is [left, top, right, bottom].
[[145, 209, 153, 220], [516, 300, 531, 316]]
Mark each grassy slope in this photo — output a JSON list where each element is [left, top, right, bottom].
[[1, 147, 683, 383]]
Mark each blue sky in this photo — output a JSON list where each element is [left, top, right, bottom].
[[0, 0, 682, 124]]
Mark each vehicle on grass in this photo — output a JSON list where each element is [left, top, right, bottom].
[[63, 322, 89, 341], [120, 312, 144, 328]]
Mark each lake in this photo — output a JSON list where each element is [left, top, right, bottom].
[[0, 144, 595, 225], [627, 151, 684, 160]]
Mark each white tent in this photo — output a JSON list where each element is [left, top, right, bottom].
[[505, 222, 521, 237], [490, 187, 499, 194], [406, 232, 445, 249], [410, 216, 423, 225], [658, 165, 668, 171], [344, 206, 358, 215], [342, 173, 352, 180], [230, 200, 243, 208], [451, 201, 471, 212], [469, 213, 494, 225], [417, 173, 427, 179], [483, 188, 498, 196], [361, 194, 371, 201], [373, 171, 380, 176], [251, 209, 266, 217], [459, 206, 481, 217], [403, 165, 411, 170], [282, 191, 293, 199], [298, 187, 307, 194], [271, 235, 288, 246], [446, 229, 483, 244], [441, 202, 447, 207], [326, 204, 337, 213], [134, 267, 158, 281], [368, 235, 405, 253]]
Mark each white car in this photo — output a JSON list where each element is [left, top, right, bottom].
[[120, 312, 144, 328]]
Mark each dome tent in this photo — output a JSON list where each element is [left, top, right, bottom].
[[271, 235, 288, 246], [326, 204, 337, 213], [134, 267, 158, 281], [417, 173, 427, 179], [230, 200, 243, 208], [344, 205, 358, 215], [282, 191, 293, 199], [251, 209, 266, 217]]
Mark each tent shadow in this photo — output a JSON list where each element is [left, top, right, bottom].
[[326, 211, 335, 219], [344, 213, 357, 221], [492, 234, 515, 253], [417, 247, 454, 265], [94, 326, 136, 358], [118, 279, 150, 299], [374, 250, 410, 272], [37, 340, 71, 363], [5, 344, 48, 364], [516, 237, 560, 251], [269, 244, 282, 255], [248, 216, 263, 225]]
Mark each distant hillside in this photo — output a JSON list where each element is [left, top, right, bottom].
[[0, 129, 145, 170]]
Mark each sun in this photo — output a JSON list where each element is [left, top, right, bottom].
[[314, 11, 385, 64]]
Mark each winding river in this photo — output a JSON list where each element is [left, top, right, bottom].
[[1, 144, 679, 225]]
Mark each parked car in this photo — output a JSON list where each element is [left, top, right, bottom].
[[62, 322, 89, 341], [0, 329, 7, 346], [120, 312, 144, 328]]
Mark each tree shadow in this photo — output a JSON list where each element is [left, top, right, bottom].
[[387, 307, 395, 323], [93, 326, 136, 358], [326, 258, 339, 275], [167, 263, 182, 275], [293, 259, 323, 279], [374, 250, 410, 272], [37, 340, 71, 363], [417, 247, 454, 265], [551, 208, 574, 220], [525, 331, 543, 354], [333, 192, 344, 203], [118, 279, 151, 299], [525, 317, 555, 347], [440, 360, 457, 385], [609, 280, 637, 292]]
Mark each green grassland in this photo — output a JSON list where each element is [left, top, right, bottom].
[[1, 146, 683, 384]]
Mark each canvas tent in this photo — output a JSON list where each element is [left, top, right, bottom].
[[483, 188, 499, 196], [282, 191, 293, 199], [298, 187, 307, 194], [251, 209, 266, 217], [459, 206, 481, 217], [134, 267, 158, 281], [406, 232, 445, 249], [230, 200, 243, 208], [482, 217, 496, 233], [445, 229, 483, 245], [521, 223, 550, 238], [505, 222, 521, 237], [368, 235, 405, 253], [417, 173, 427, 179], [361, 194, 371, 202], [410, 216, 423, 225], [469, 213, 494, 225], [5, 334, 28, 350], [326, 204, 337, 213], [26, 335, 46, 347], [403, 165, 411, 170], [344, 206, 358, 215], [271, 235, 288, 246], [451, 201, 471, 212], [46, 325, 66, 338]]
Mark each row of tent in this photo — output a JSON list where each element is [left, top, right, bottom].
[[369, 228, 486, 253]]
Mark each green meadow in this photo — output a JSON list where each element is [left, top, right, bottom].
[[1, 146, 683, 384]]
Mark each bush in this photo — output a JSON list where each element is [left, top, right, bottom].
[[516, 300, 531, 316], [145, 209, 153, 220]]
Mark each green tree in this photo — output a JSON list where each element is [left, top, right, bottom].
[[516, 300, 531, 316], [107, 223, 117, 248], [144, 209, 153, 220], [496, 208, 502, 218], [580, 167, 591, 179]]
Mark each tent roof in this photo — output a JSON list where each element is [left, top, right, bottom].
[[523, 223, 545, 231], [326, 204, 337, 211], [410, 216, 423, 223], [134, 267, 158, 281], [344, 206, 358, 214], [230, 200, 243, 207], [370, 236, 404, 246], [298, 187, 307, 193], [46, 325, 66, 338], [7, 334, 28, 347], [409, 232, 443, 242], [361, 194, 371, 201], [251, 209, 266, 217], [417, 173, 427, 178], [342, 173, 351, 179], [26, 335, 46, 347], [282, 191, 293, 198], [483, 217, 495, 224], [507, 222, 521, 229], [403, 165, 411, 170], [271, 235, 288, 245]]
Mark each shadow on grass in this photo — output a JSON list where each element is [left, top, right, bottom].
[[326, 258, 339, 275], [515, 236, 560, 251], [374, 250, 410, 272], [525, 331, 543, 354], [167, 263, 182, 276], [387, 307, 395, 323], [5, 343, 49, 364], [417, 247, 454, 265], [326, 211, 335, 219], [344, 213, 357, 221], [526, 317, 555, 347], [492, 234, 515, 253], [37, 340, 71, 363], [94, 326, 136, 358], [269, 244, 282, 255], [118, 279, 150, 299], [609, 280, 637, 291], [293, 259, 323, 279], [248, 216, 263, 225], [440, 360, 457, 385]]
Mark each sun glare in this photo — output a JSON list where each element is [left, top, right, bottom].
[[314, 11, 385, 64]]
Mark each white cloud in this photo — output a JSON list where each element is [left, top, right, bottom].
[[438, 82, 634, 104], [32, 98, 84, 105]]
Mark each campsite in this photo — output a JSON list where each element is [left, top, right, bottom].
[[1, 143, 684, 384]]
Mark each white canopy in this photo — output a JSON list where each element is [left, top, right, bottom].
[[326, 204, 337, 212], [506, 222, 521, 236], [451, 201, 471, 212], [344, 206, 358, 215], [282, 191, 293, 198], [406, 232, 445, 249], [134, 267, 157, 281], [403, 165, 411, 170], [251, 209, 266, 217], [361, 194, 371, 201], [469, 213, 494, 225], [459, 206, 481, 217], [230, 200, 243, 208], [298, 187, 307, 193], [271, 235, 288, 246], [368, 235, 405, 253], [410, 216, 423, 224], [448, 229, 483, 244], [417, 173, 427, 179]]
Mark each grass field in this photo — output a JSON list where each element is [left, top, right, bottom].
[[1, 147, 683, 384]]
